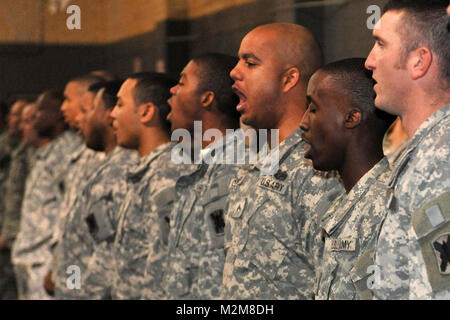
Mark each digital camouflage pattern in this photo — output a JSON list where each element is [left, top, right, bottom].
[[374, 104, 450, 300], [315, 157, 390, 300], [221, 128, 343, 300], [11, 130, 81, 300], [1, 144, 36, 243], [54, 147, 138, 299], [163, 135, 241, 300], [0, 132, 19, 230], [112, 142, 190, 300], [50, 144, 104, 294], [0, 142, 34, 300]]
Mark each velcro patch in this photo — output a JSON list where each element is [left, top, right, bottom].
[[257, 176, 287, 195], [210, 209, 225, 235], [432, 233, 450, 275], [327, 238, 356, 252]]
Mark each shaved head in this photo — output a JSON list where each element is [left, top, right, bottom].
[[250, 23, 323, 84]]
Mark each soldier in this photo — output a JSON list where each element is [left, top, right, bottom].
[[0, 100, 27, 226], [365, 0, 450, 299], [162, 53, 241, 299], [54, 80, 138, 299], [45, 79, 106, 296], [300, 58, 396, 299], [0, 103, 38, 252], [108, 72, 185, 300], [0, 102, 36, 300], [221, 23, 343, 300], [11, 91, 68, 300]]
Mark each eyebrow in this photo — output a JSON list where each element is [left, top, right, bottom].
[[241, 53, 262, 62]]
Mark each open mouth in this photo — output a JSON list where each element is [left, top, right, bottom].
[[232, 86, 247, 112]]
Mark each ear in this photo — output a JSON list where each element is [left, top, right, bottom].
[[282, 67, 301, 93], [200, 91, 214, 108], [344, 109, 362, 129], [139, 102, 156, 124], [408, 46, 432, 80]]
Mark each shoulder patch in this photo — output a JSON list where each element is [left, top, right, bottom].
[[432, 233, 450, 275], [412, 191, 450, 293]]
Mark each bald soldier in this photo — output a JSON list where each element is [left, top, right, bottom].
[[365, 0, 450, 299], [222, 23, 343, 299]]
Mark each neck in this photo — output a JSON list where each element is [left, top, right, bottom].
[[269, 98, 306, 147], [339, 139, 384, 192], [36, 137, 51, 149], [199, 114, 239, 149], [400, 90, 450, 138], [138, 128, 170, 157]]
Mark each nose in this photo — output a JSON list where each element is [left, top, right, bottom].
[[230, 61, 241, 81], [365, 47, 376, 71], [110, 105, 118, 120], [170, 84, 178, 96], [299, 108, 310, 132]]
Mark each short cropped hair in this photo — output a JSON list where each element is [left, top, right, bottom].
[[99, 80, 124, 110], [321, 58, 396, 130], [128, 72, 176, 134], [384, 0, 450, 87], [191, 53, 240, 121], [70, 74, 105, 91]]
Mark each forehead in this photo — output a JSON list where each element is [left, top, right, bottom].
[[308, 71, 349, 108], [239, 28, 277, 57], [181, 60, 200, 78], [65, 81, 80, 93], [307, 71, 333, 96], [373, 11, 404, 41], [118, 78, 137, 97], [22, 104, 36, 117]]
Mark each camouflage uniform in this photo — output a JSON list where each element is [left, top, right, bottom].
[[54, 147, 138, 299], [50, 144, 104, 283], [11, 130, 80, 300], [315, 157, 391, 300], [374, 104, 450, 300], [221, 128, 343, 300], [0, 132, 19, 228], [163, 135, 242, 300], [1, 144, 37, 243], [111, 142, 189, 300], [0, 143, 35, 300]]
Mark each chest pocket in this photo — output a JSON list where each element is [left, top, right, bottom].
[[202, 182, 230, 250], [153, 186, 176, 246], [349, 247, 376, 300]]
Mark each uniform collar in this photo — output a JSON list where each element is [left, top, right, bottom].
[[127, 142, 174, 183], [389, 103, 450, 188], [253, 127, 304, 174], [322, 157, 391, 235]]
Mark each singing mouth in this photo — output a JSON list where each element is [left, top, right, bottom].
[[232, 86, 247, 112]]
